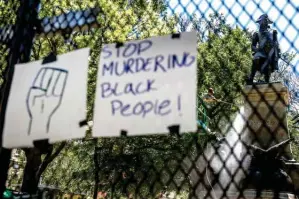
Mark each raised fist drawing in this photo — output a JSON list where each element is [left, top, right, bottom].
[[26, 67, 68, 136]]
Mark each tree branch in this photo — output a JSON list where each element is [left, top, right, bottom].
[[36, 142, 67, 179], [137, 146, 176, 152], [32, 39, 42, 60], [93, 145, 100, 199]]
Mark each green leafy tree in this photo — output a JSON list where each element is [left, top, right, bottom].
[[0, 0, 19, 86], [176, 13, 252, 132], [3, 1, 298, 198], [40, 13, 256, 198], [5, 0, 176, 196], [4, 9, 255, 198]]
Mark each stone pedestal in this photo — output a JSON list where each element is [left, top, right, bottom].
[[196, 190, 296, 199], [243, 82, 292, 159]]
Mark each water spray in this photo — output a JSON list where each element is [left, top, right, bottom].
[[280, 57, 297, 69], [205, 167, 217, 199], [216, 99, 238, 107]]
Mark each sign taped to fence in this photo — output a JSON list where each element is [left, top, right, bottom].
[[2, 48, 90, 148], [92, 31, 197, 137]]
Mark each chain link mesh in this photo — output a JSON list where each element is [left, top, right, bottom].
[[1, 0, 299, 198]]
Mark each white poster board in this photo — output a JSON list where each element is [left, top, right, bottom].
[[93, 31, 197, 137], [2, 48, 90, 148]]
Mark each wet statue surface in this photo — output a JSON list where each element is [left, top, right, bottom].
[[247, 14, 281, 85], [242, 139, 294, 193]]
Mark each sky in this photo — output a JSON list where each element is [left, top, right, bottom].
[[166, 0, 299, 73]]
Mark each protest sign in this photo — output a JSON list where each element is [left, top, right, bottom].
[[2, 48, 90, 148], [93, 31, 197, 136]]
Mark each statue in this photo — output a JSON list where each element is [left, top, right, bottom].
[[242, 139, 294, 194], [247, 14, 281, 85]]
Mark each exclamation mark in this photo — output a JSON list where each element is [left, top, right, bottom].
[[177, 95, 182, 116]]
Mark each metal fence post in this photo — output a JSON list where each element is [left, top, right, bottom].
[[0, 0, 40, 197]]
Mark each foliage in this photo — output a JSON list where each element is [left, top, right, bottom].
[[1, 0, 299, 198], [0, 0, 19, 87], [272, 52, 299, 112], [38, 12, 255, 197], [0, 0, 19, 26], [18, 0, 178, 196], [176, 13, 252, 132]]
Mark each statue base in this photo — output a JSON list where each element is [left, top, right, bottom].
[[197, 190, 296, 199], [243, 82, 299, 193], [243, 82, 293, 159]]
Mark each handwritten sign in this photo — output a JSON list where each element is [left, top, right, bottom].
[[2, 48, 90, 148], [92, 32, 197, 137]]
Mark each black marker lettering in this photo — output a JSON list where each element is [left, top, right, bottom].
[[154, 55, 166, 72], [102, 46, 112, 59], [137, 40, 152, 55]]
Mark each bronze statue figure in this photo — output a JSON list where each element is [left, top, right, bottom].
[[247, 14, 281, 85]]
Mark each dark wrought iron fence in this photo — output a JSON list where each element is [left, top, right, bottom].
[[0, 0, 299, 198]]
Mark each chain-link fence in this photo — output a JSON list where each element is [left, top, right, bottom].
[[1, 0, 299, 198]]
